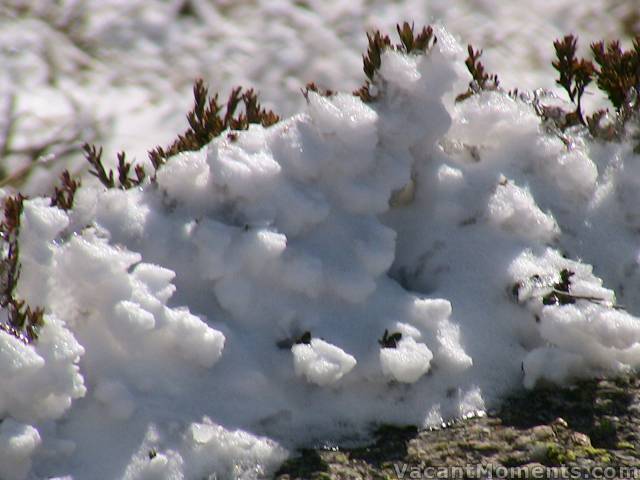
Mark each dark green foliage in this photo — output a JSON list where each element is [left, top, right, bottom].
[[552, 35, 594, 125], [378, 329, 402, 349], [84, 79, 279, 188], [354, 22, 437, 102], [0, 195, 24, 312], [353, 83, 374, 102], [296, 331, 312, 345], [116, 151, 146, 189], [0, 302, 45, 345], [396, 22, 435, 55], [0, 195, 45, 344], [274, 448, 330, 479], [591, 38, 640, 110], [586, 109, 617, 140], [276, 330, 311, 349], [50, 170, 80, 211], [83, 143, 146, 190], [456, 45, 500, 102], [148, 80, 279, 170], [542, 269, 576, 306], [302, 82, 334, 100], [362, 31, 392, 82], [512, 268, 624, 310], [83, 144, 114, 188]]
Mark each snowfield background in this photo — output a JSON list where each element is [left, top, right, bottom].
[[1, 1, 639, 479]]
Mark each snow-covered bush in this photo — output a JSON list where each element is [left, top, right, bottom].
[[1, 19, 640, 480]]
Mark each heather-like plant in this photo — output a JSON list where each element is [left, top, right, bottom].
[[552, 35, 594, 126], [378, 329, 402, 349], [50, 170, 81, 211], [591, 38, 640, 111], [148, 80, 279, 171], [82, 80, 280, 189], [302, 82, 335, 100], [82, 144, 145, 190], [456, 45, 500, 102], [0, 195, 45, 343], [354, 22, 436, 102]]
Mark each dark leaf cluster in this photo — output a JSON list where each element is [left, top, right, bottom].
[[295, 331, 312, 345], [83, 143, 146, 190], [302, 82, 335, 100], [396, 22, 436, 55], [512, 268, 621, 311], [149, 80, 279, 170], [0, 195, 45, 343], [542, 268, 576, 306], [552, 35, 594, 125], [50, 170, 81, 211], [83, 80, 279, 189], [116, 152, 146, 189], [276, 330, 312, 350], [456, 45, 500, 102], [362, 31, 392, 82], [354, 23, 437, 102], [378, 329, 402, 349], [591, 38, 640, 110], [545, 35, 640, 139]]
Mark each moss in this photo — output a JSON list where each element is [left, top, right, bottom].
[[469, 440, 501, 452], [592, 417, 617, 443], [373, 424, 418, 438], [274, 449, 330, 478], [331, 452, 349, 464], [616, 441, 635, 450], [544, 442, 566, 465], [564, 449, 577, 462], [572, 445, 612, 463]]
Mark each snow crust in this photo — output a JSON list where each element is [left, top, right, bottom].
[[3, 22, 640, 480]]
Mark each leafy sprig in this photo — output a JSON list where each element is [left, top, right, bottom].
[[50, 170, 81, 211], [149, 80, 279, 170], [0, 195, 45, 343], [83, 143, 145, 190], [456, 45, 500, 102], [591, 38, 640, 110], [354, 22, 437, 102], [378, 329, 402, 349], [552, 35, 594, 125]]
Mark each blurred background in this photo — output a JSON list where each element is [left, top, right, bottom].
[[0, 0, 637, 193]]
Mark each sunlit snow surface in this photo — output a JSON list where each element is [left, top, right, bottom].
[[2, 2, 640, 479]]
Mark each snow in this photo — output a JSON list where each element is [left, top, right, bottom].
[[292, 338, 357, 386], [2, 2, 640, 479], [0, 419, 41, 480], [380, 336, 433, 384]]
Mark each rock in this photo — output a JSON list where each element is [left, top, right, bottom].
[[570, 432, 591, 447], [551, 417, 568, 429], [532, 425, 556, 440]]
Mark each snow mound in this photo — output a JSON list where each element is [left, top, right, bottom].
[[292, 338, 357, 386], [380, 336, 433, 383], [3, 23, 640, 480], [0, 419, 41, 480], [510, 249, 640, 388]]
